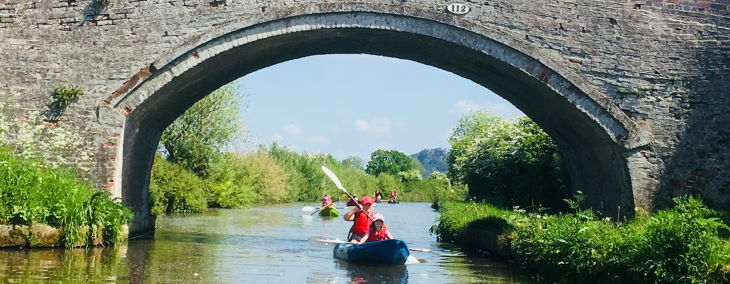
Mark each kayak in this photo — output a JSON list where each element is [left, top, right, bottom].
[[333, 239, 410, 266], [319, 207, 339, 217]]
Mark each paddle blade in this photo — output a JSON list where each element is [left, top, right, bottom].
[[409, 247, 464, 257], [405, 255, 421, 265], [302, 206, 315, 212], [308, 235, 346, 248], [321, 166, 346, 191]]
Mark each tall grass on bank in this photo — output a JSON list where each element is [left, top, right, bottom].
[[206, 151, 288, 206], [150, 144, 468, 214], [433, 197, 730, 283], [0, 147, 131, 247]]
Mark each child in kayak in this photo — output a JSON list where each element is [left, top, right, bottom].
[[356, 213, 393, 244], [321, 194, 334, 209], [344, 196, 375, 243]]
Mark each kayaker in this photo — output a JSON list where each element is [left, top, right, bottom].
[[344, 196, 375, 243], [374, 190, 383, 202], [389, 190, 398, 203], [346, 194, 359, 207], [321, 195, 334, 209], [356, 213, 393, 244]]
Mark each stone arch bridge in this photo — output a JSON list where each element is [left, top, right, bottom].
[[0, 0, 728, 236]]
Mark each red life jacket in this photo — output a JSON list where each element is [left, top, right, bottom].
[[351, 211, 372, 237], [366, 224, 389, 242]]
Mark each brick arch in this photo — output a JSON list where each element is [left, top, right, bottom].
[[107, 12, 648, 236]]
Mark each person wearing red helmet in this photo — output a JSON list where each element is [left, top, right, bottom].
[[344, 195, 375, 243], [356, 213, 394, 244]]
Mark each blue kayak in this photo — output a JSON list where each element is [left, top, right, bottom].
[[333, 239, 410, 266]]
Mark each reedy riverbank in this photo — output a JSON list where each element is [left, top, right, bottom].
[[432, 197, 730, 283], [0, 147, 131, 248], [150, 144, 466, 214]]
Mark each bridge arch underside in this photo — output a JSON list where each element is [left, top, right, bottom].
[[117, 13, 637, 236]]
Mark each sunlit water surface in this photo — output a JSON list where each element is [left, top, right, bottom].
[[0, 202, 533, 283]]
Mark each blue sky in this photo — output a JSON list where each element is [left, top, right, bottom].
[[235, 54, 522, 162]]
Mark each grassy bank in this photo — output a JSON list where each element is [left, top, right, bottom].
[[150, 145, 467, 214], [432, 197, 730, 283], [0, 147, 131, 247]]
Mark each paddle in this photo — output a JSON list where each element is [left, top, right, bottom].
[[302, 206, 321, 214], [308, 235, 463, 257], [321, 166, 373, 221]]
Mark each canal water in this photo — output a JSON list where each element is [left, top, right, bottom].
[[0, 202, 532, 283]]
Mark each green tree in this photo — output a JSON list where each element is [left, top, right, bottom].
[[365, 149, 422, 176], [160, 83, 244, 176], [341, 156, 365, 171], [447, 110, 570, 211]]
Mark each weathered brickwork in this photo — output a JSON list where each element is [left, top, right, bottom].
[[0, 0, 727, 236]]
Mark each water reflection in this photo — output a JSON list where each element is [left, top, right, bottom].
[[0, 246, 127, 282], [0, 203, 531, 283], [335, 260, 408, 284]]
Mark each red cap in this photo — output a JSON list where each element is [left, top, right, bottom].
[[360, 196, 374, 205]]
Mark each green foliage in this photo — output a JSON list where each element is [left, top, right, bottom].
[[149, 154, 207, 215], [430, 201, 517, 243], [341, 156, 365, 171], [434, 197, 730, 283], [365, 149, 422, 177], [623, 196, 730, 283], [447, 110, 570, 211], [269, 143, 328, 202], [52, 86, 83, 108], [375, 173, 401, 193], [160, 83, 244, 176], [398, 169, 423, 183], [0, 146, 131, 247], [206, 151, 288, 207]]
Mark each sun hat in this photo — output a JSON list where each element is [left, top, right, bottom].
[[372, 213, 385, 222], [360, 196, 375, 205]]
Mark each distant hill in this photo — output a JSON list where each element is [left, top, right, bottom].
[[411, 148, 449, 177]]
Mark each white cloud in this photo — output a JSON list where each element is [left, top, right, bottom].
[[354, 119, 392, 133], [272, 133, 283, 143], [284, 124, 301, 135], [307, 136, 330, 144], [454, 100, 481, 113]]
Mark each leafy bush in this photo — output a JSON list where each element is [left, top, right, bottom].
[[269, 143, 328, 202], [149, 154, 207, 215], [0, 146, 131, 247], [52, 85, 83, 108], [447, 110, 570, 211], [434, 197, 730, 283], [206, 151, 288, 207], [623, 196, 730, 283]]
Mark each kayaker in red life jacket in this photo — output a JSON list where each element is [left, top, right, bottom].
[[344, 196, 375, 243], [356, 213, 393, 244]]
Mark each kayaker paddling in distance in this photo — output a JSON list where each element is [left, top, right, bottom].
[[356, 213, 393, 244], [344, 196, 375, 243], [321, 194, 334, 209], [346, 194, 359, 207]]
